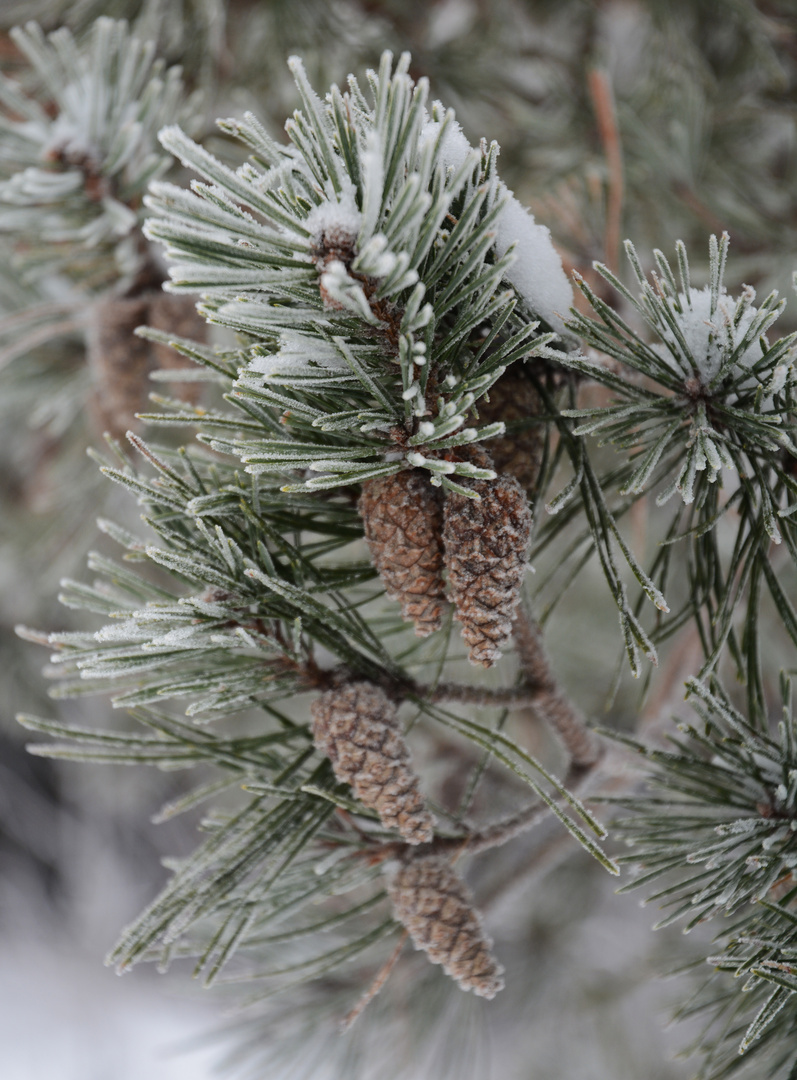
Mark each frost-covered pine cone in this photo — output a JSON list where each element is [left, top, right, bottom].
[[359, 470, 447, 637], [443, 457, 532, 667], [386, 855, 504, 998], [311, 682, 434, 844], [87, 291, 204, 439], [474, 367, 545, 496]]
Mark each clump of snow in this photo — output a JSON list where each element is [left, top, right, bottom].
[[419, 116, 475, 174], [493, 191, 573, 335], [666, 285, 764, 385], [418, 116, 573, 335], [305, 188, 362, 253]]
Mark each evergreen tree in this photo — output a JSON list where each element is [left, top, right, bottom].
[[3, 4, 797, 1079]]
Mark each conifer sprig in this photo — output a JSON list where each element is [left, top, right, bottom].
[[0, 19, 199, 283], [143, 52, 566, 495], [18, 393, 616, 989], [563, 234, 797, 514], [555, 235, 797, 683], [609, 676, 797, 1075]]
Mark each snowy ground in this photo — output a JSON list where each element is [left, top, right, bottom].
[[0, 937, 221, 1080]]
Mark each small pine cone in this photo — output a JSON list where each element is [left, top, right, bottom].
[[359, 470, 447, 637], [386, 855, 504, 999], [311, 682, 434, 844], [443, 464, 532, 667], [475, 367, 545, 496], [87, 292, 205, 440]]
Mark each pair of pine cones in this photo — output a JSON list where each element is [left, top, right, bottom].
[[311, 681, 504, 1000], [360, 455, 532, 668], [360, 367, 542, 666]]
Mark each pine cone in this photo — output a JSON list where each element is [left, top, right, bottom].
[[87, 292, 205, 440], [475, 367, 545, 496], [443, 462, 532, 667], [359, 470, 447, 637], [311, 682, 434, 844], [386, 855, 504, 998]]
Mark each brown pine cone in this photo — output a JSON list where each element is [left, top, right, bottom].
[[87, 291, 205, 440], [443, 463, 532, 667], [386, 855, 504, 998], [311, 682, 434, 844], [474, 367, 545, 496], [359, 469, 447, 637]]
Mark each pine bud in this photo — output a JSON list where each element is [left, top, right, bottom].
[[359, 469, 447, 637], [87, 292, 205, 440], [311, 682, 434, 844], [474, 367, 545, 496], [443, 464, 532, 667], [386, 855, 504, 998]]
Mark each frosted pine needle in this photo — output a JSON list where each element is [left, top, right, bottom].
[[386, 855, 505, 998], [311, 682, 434, 844]]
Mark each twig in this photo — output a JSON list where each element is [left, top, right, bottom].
[[468, 763, 596, 854], [421, 681, 543, 708], [512, 607, 601, 766], [588, 68, 624, 275], [341, 931, 408, 1031], [477, 629, 705, 909], [418, 762, 597, 858]]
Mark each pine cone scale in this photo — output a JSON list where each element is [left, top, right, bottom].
[[473, 368, 545, 495]]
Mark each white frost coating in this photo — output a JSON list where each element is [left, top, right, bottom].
[[665, 286, 764, 385], [493, 191, 573, 335], [248, 330, 348, 376], [305, 183, 362, 248], [420, 116, 474, 174]]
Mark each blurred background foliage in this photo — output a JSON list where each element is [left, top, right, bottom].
[[0, 2, 795, 1078]]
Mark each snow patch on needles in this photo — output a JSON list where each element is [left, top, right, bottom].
[[421, 114, 573, 335], [248, 331, 349, 377], [420, 116, 474, 174], [667, 285, 765, 384], [493, 193, 573, 335], [306, 189, 362, 251]]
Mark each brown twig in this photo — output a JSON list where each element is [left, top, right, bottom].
[[587, 68, 624, 276], [341, 932, 408, 1031], [512, 606, 602, 767], [390, 761, 599, 860], [460, 763, 595, 856], [421, 681, 544, 708]]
